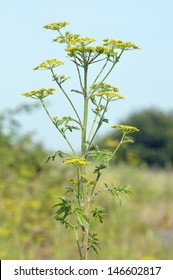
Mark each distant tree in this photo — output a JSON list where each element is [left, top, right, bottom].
[[97, 108, 173, 167]]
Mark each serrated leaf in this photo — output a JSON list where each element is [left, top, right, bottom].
[[90, 96, 97, 106], [89, 148, 113, 167], [109, 185, 133, 206], [87, 232, 100, 255], [90, 245, 99, 255], [45, 150, 64, 162], [65, 125, 80, 132], [92, 207, 105, 223], [74, 208, 89, 226], [53, 197, 73, 222]]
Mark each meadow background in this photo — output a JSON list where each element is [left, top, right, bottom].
[[0, 107, 173, 260]]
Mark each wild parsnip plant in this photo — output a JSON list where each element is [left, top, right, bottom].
[[23, 21, 139, 260]]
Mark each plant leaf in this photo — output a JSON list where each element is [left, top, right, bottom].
[[74, 208, 89, 226]]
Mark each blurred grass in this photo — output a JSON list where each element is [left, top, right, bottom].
[[0, 162, 173, 260]]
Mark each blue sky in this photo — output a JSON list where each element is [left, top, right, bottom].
[[1, 0, 173, 151]]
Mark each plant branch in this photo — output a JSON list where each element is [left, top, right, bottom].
[[74, 56, 84, 91], [74, 229, 83, 260], [40, 99, 76, 154], [87, 97, 102, 143], [112, 133, 126, 157], [89, 58, 109, 94], [50, 69, 83, 127], [87, 100, 109, 152], [100, 51, 124, 83]]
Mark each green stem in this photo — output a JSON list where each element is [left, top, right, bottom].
[[112, 133, 126, 157], [91, 171, 102, 197], [51, 69, 83, 127], [100, 51, 124, 83], [87, 100, 109, 152], [81, 98, 88, 155], [74, 229, 83, 260], [81, 174, 89, 260], [40, 99, 76, 154], [81, 57, 90, 260], [89, 58, 109, 95], [87, 97, 102, 143], [81, 60, 89, 155], [77, 167, 81, 207], [74, 56, 84, 91]]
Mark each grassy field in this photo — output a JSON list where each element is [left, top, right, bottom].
[[0, 162, 173, 260]]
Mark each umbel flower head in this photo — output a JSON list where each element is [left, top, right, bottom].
[[103, 39, 140, 50], [91, 82, 124, 100], [22, 88, 56, 99], [68, 37, 96, 45], [91, 82, 119, 93], [53, 32, 81, 44], [43, 21, 69, 30], [95, 91, 124, 100], [111, 124, 139, 134], [63, 156, 91, 165], [34, 59, 64, 70]]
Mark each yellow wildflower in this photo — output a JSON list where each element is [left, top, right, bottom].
[[95, 91, 124, 99], [87, 180, 95, 185], [34, 59, 64, 70], [91, 82, 118, 93], [53, 32, 80, 43], [111, 124, 139, 133], [103, 38, 140, 50], [22, 88, 56, 99], [65, 44, 116, 58], [43, 21, 69, 30], [64, 156, 90, 165], [70, 37, 95, 45], [95, 45, 115, 56], [65, 45, 96, 57]]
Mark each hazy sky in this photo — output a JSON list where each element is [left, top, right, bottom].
[[1, 0, 173, 151]]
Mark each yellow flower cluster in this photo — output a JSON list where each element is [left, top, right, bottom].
[[70, 37, 95, 45], [43, 21, 69, 30], [87, 180, 95, 185], [95, 45, 115, 56], [65, 45, 115, 58], [95, 91, 124, 99], [53, 32, 81, 43], [68, 177, 95, 186], [63, 156, 90, 165], [111, 124, 139, 133], [65, 45, 95, 57], [103, 38, 140, 50], [91, 82, 119, 93], [22, 88, 56, 99], [34, 59, 64, 70]]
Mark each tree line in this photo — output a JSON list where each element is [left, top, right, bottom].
[[97, 108, 173, 167]]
